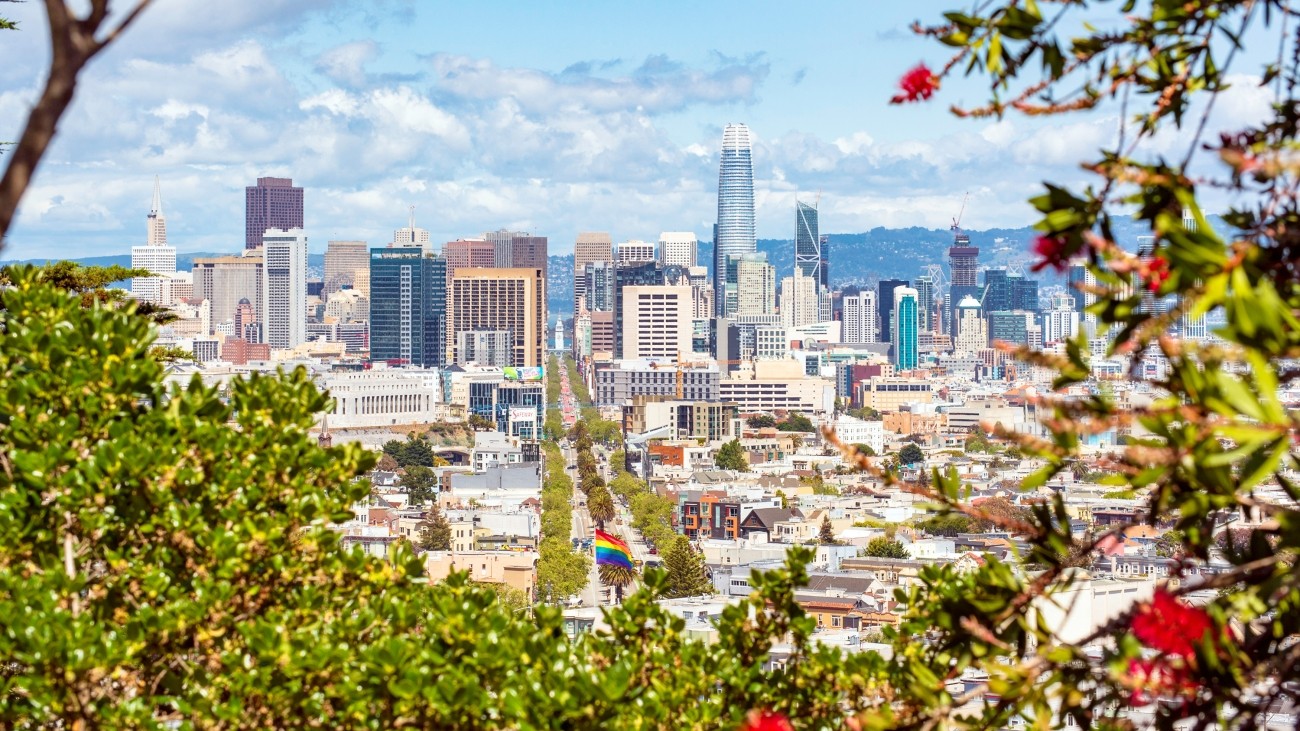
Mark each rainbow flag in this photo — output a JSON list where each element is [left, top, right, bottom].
[[594, 529, 634, 569]]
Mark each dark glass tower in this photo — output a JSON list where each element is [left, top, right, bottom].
[[369, 247, 447, 367], [795, 200, 821, 280], [878, 278, 910, 347]]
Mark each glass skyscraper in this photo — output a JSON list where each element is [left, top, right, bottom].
[[369, 247, 447, 367], [795, 200, 820, 280], [892, 287, 920, 370], [714, 123, 755, 317]]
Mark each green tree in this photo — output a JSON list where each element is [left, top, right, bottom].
[[776, 413, 814, 432], [851, 443, 876, 457], [898, 442, 925, 466], [609, 471, 646, 502], [662, 535, 713, 598], [714, 438, 749, 471], [401, 465, 438, 507], [818, 514, 839, 545], [535, 537, 591, 603], [609, 448, 627, 475], [862, 537, 909, 559], [916, 513, 972, 537], [467, 413, 496, 431], [418, 503, 453, 551], [599, 562, 638, 604], [587, 483, 616, 530], [1153, 529, 1186, 559], [964, 428, 993, 454], [383, 433, 435, 468], [747, 414, 776, 429], [629, 491, 676, 549]]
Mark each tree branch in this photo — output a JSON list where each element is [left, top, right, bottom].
[[0, 0, 153, 246]]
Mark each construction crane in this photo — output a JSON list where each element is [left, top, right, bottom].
[[951, 191, 970, 233]]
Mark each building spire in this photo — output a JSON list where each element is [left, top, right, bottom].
[[146, 175, 168, 246], [150, 175, 163, 218]]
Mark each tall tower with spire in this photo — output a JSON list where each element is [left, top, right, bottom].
[[714, 122, 755, 317], [131, 176, 177, 305]]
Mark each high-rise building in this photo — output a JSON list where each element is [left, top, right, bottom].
[[989, 310, 1033, 346], [818, 235, 830, 290], [449, 268, 545, 367], [1067, 259, 1098, 336], [878, 278, 910, 347], [245, 177, 303, 250], [131, 177, 177, 305], [443, 238, 496, 277], [954, 295, 987, 355], [795, 200, 821, 281], [456, 329, 513, 367], [734, 253, 776, 317], [892, 287, 920, 370], [686, 266, 713, 320], [842, 291, 878, 344], [324, 240, 369, 294], [1180, 207, 1208, 340], [658, 232, 698, 268], [392, 211, 431, 252], [193, 251, 264, 334], [779, 272, 820, 328], [261, 228, 308, 350], [948, 233, 981, 336], [714, 123, 756, 316], [574, 231, 613, 314], [485, 229, 515, 267], [509, 234, 548, 277], [1044, 293, 1080, 345], [914, 275, 936, 333], [620, 285, 694, 361], [614, 261, 674, 358], [617, 240, 657, 265], [582, 261, 616, 312], [369, 247, 447, 367]]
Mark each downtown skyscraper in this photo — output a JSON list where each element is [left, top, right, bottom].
[[245, 177, 303, 250], [713, 123, 755, 317]]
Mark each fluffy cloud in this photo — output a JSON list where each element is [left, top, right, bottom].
[[0, 4, 1276, 261]]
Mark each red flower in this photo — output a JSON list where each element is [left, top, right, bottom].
[[890, 63, 939, 104], [1131, 590, 1213, 659], [1030, 235, 1071, 273], [1125, 658, 1200, 706], [1143, 256, 1171, 293], [743, 710, 794, 731]]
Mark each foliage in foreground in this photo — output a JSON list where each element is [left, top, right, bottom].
[[0, 269, 884, 728]]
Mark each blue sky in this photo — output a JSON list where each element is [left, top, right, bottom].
[[0, 1, 1277, 258]]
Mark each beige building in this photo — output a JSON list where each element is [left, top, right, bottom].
[[620, 285, 693, 361], [450, 267, 545, 367], [323, 240, 369, 294], [574, 231, 613, 314], [424, 550, 537, 597], [192, 251, 264, 334], [735, 254, 776, 316], [616, 240, 656, 265], [718, 359, 835, 414], [859, 377, 934, 412]]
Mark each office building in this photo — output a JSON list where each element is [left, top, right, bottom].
[[877, 279, 910, 347], [443, 238, 496, 276], [261, 228, 308, 350], [953, 295, 987, 355], [582, 261, 615, 312], [508, 233, 548, 275], [574, 231, 613, 314], [1044, 294, 1080, 344], [245, 177, 303, 250], [324, 240, 369, 294], [594, 360, 721, 406], [914, 275, 937, 333], [714, 123, 756, 316], [948, 234, 981, 336], [369, 248, 447, 367], [193, 251, 263, 334], [818, 235, 830, 289], [617, 240, 656, 265], [780, 272, 820, 329], [613, 260, 688, 358], [891, 287, 919, 370], [842, 291, 878, 344], [620, 285, 694, 361], [131, 177, 177, 305], [392, 214, 431, 252], [735, 253, 776, 317], [989, 310, 1033, 347], [456, 329, 513, 367], [658, 232, 698, 268], [323, 288, 369, 324], [795, 200, 821, 281], [1180, 208, 1208, 340], [450, 268, 545, 367]]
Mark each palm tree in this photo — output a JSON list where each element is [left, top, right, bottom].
[[587, 484, 616, 530], [598, 563, 638, 604]]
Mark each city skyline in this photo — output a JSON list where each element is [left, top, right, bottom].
[[0, 1, 1276, 261]]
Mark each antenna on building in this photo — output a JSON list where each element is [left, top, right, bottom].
[[409, 205, 416, 235]]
